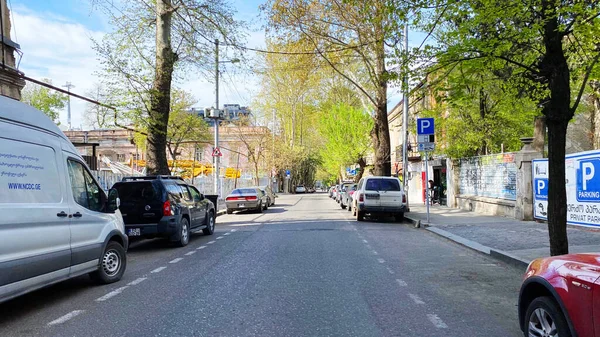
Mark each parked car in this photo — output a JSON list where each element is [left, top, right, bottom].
[[352, 176, 407, 222], [333, 185, 341, 202], [341, 183, 358, 210], [226, 188, 268, 214], [518, 253, 600, 337], [295, 185, 307, 194], [112, 176, 216, 247], [258, 185, 276, 206], [328, 186, 335, 198], [0, 97, 128, 304]]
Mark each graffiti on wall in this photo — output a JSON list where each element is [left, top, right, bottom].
[[458, 153, 517, 200]]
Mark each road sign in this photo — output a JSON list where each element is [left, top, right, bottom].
[[418, 143, 435, 152], [212, 147, 222, 157], [418, 134, 435, 143], [416, 118, 435, 135], [576, 158, 600, 202]]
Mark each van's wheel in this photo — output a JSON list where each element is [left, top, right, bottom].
[[524, 296, 570, 337], [203, 211, 215, 235], [176, 218, 190, 247], [90, 241, 126, 284]]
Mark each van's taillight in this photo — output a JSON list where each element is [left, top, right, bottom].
[[245, 196, 258, 201], [359, 194, 364, 202], [163, 200, 173, 216], [402, 194, 407, 203]]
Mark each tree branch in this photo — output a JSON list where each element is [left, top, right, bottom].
[[571, 51, 600, 114]]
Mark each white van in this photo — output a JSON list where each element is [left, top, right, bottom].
[[0, 95, 128, 303]]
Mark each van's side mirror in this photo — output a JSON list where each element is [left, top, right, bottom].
[[107, 188, 120, 213]]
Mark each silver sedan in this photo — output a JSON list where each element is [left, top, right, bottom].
[[225, 188, 268, 214]]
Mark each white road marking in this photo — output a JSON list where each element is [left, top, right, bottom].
[[427, 314, 448, 329], [362, 239, 368, 243], [387, 267, 395, 274], [185, 251, 196, 256], [372, 250, 378, 255], [396, 279, 407, 287], [230, 229, 237, 232], [197, 245, 207, 250], [207, 240, 216, 244], [151, 266, 167, 273], [169, 258, 183, 264], [408, 293, 425, 305], [48, 310, 85, 326], [223, 232, 231, 236], [377, 258, 385, 264], [127, 277, 147, 286], [95, 286, 129, 302], [216, 236, 224, 240]]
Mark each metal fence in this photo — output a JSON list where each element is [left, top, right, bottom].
[[92, 170, 126, 191], [457, 153, 517, 200]]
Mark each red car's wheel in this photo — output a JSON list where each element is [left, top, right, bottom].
[[524, 296, 570, 337]]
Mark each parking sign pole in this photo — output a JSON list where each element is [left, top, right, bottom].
[[425, 151, 430, 224]]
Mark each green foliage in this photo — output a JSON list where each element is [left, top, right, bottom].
[[21, 79, 67, 124], [422, 60, 540, 158], [318, 103, 373, 175]]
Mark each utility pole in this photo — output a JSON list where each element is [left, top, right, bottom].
[[214, 39, 220, 198], [402, 23, 410, 211], [63, 82, 75, 130]]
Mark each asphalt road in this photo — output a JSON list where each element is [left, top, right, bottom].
[[0, 193, 525, 337]]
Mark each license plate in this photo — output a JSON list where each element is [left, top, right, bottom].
[[366, 194, 379, 199], [127, 228, 141, 236], [238, 204, 245, 207]]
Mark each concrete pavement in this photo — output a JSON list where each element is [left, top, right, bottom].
[[406, 204, 600, 268], [0, 194, 524, 337]]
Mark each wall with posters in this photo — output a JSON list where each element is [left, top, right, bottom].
[[458, 153, 518, 200], [533, 149, 600, 228]]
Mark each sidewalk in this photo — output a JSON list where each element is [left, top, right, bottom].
[[405, 204, 600, 268]]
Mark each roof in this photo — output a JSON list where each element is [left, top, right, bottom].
[[0, 95, 67, 141]]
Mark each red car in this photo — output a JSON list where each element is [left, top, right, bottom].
[[519, 254, 600, 337]]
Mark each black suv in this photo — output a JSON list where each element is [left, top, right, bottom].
[[112, 176, 216, 247]]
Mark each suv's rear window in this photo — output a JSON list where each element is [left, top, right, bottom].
[[365, 179, 401, 191], [231, 188, 256, 194], [113, 182, 160, 202]]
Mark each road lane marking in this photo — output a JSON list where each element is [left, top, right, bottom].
[[408, 293, 425, 304], [362, 239, 368, 243], [396, 279, 407, 287], [224, 232, 231, 236], [377, 258, 385, 264], [207, 240, 216, 244], [185, 251, 196, 256], [372, 250, 378, 255], [216, 236, 224, 239], [387, 267, 395, 274], [95, 286, 129, 302], [127, 277, 147, 286], [151, 266, 166, 273], [427, 314, 448, 328], [48, 310, 85, 326], [197, 246, 206, 250], [169, 258, 184, 263], [230, 229, 237, 232]]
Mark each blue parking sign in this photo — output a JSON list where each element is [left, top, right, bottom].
[[534, 178, 548, 200], [416, 118, 434, 135], [576, 158, 600, 202]]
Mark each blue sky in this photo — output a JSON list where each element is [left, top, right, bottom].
[[11, 0, 419, 129]]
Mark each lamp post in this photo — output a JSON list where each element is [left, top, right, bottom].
[[212, 38, 240, 198], [63, 82, 75, 130]]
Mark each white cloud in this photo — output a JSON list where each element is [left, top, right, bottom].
[[13, 8, 105, 129]]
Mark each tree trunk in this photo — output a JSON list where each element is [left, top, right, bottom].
[[355, 156, 366, 182], [533, 116, 546, 153], [541, 2, 572, 256], [371, 33, 391, 176], [146, 0, 177, 175]]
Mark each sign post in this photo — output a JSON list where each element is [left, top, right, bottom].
[[417, 118, 435, 224]]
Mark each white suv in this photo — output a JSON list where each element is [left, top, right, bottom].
[[351, 176, 407, 222]]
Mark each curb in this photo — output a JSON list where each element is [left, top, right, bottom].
[[404, 215, 421, 228], [419, 225, 530, 270]]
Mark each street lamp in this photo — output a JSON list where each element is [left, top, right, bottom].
[[212, 38, 240, 198], [63, 82, 75, 130]]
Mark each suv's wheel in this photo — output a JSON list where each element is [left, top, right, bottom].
[[176, 217, 190, 247], [524, 296, 570, 337], [203, 211, 215, 235], [90, 241, 127, 284]]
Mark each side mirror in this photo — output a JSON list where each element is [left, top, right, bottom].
[[107, 188, 120, 213]]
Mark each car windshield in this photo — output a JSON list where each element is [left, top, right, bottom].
[[231, 189, 256, 195], [113, 182, 158, 202]]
